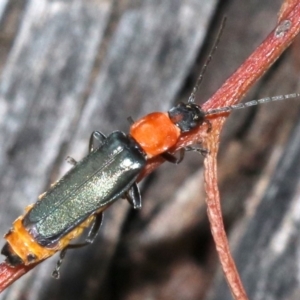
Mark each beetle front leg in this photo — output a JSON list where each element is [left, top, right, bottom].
[[160, 148, 185, 164], [161, 145, 209, 164]]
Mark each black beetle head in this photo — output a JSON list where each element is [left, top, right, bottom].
[[168, 102, 206, 133]]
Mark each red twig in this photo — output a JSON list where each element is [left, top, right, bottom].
[[141, 1, 300, 299], [1, 0, 300, 295], [201, 2, 300, 299], [0, 262, 36, 292]]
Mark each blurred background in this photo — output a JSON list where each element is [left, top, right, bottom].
[[0, 0, 300, 299]]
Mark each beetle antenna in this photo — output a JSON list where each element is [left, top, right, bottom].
[[205, 93, 300, 115], [188, 17, 227, 104]]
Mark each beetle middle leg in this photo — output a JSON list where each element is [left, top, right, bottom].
[[52, 212, 103, 279], [124, 183, 142, 209]]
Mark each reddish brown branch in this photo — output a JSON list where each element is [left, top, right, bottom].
[[0, 262, 36, 292], [142, 1, 300, 299], [201, 2, 300, 299], [279, 0, 300, 20], [140, 0, 300, 181], [1, 0, 300, 295]]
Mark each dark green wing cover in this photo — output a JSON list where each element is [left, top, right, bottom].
[[23, 131, 146, 246]]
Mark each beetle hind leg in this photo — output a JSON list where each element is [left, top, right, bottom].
[[51, 212, 103, 279], [52, 248, 67, 279], [127, 116, 134, 125]]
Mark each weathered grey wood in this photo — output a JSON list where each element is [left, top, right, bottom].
[[1, 0, 300, 299], [205, 0, 300, 299], [208, 114, 300, 300], [0, 0, 217, 299], [0, 0, 113, 299], [49, 1, 217, 299], [0, 0, 112, 224], [109, 0, 300, 299], [0, 0, 8, 21]]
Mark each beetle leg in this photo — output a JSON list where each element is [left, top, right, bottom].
[[162, 145, 209, 164], [89, 131, 107, 152], [65, 156, 77, 166], [184, 146, 209, 157], [69, 213, 103, 248], [125, 183, 142, 209], [127, 116, 134, 125], [51, 213, 103, 279], [52, 248, 67, 279], [80, 212, 103, 245], [161, 148, 185, 164]]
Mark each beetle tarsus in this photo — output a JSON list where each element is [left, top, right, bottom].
[[52, 248, 67, 279], [185, 146, 209, 157], [127, 116, 135, 125], [66, 156, 77, 166]]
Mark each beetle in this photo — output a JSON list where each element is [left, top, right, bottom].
[[0, 19, 223, 277], [2, 92, 299, 279], [1, 131, 147, 277], [1, 100, 209, 278], [2, 15, 299, 277]]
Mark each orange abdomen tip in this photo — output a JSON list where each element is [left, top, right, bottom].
[[130, 112, 180, 158]]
